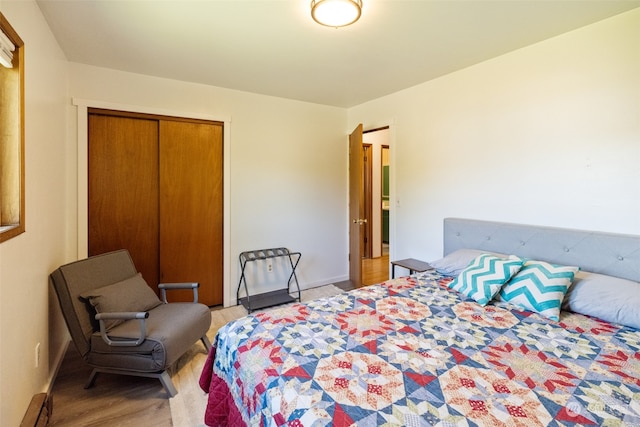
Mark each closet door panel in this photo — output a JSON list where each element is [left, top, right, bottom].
[[159, 120, 223, 305], [88, 114, 160, 289]]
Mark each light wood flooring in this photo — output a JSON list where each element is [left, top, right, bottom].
[[48, 255, 390, 426], [49, 344, 172, 426]]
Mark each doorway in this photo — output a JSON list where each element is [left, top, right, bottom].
[[362, 144, 372, 259], [381, 145, 390, 256], [361, 127, 390, 286]]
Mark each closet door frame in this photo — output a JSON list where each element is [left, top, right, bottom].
[[74, 98, 233, 307]]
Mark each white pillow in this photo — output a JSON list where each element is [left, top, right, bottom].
[[563, 271, 640, 329], [430, 249, 507, 277]]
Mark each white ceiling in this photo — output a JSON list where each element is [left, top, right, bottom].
[[35, 0, 640, 108]]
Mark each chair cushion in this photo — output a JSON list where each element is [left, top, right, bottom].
[[50, 249, 139, 358], [88, 302, 212, 372], [81, 273, 162, 330]]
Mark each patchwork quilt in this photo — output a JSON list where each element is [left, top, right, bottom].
[[199, 272, 640, 426]]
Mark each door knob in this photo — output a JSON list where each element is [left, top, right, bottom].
[[352, 219, 367, 225]]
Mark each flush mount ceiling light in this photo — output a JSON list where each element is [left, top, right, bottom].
[[311, 0, 363, 28]]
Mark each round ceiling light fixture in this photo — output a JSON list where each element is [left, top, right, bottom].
[[311, 0, 363, 28]]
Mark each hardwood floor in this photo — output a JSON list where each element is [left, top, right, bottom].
[[334, 253, 390, 290], [49, 344, 172, 426], [50, 255, 390, 426], [363, 254, 390, 286]]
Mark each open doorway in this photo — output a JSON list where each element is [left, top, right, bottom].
[[362, 144, 373, 259], [361, 127, 390, 285], [381, 145, 389, 257]]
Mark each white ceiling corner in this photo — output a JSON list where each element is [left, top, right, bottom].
[[34, 0, 640, 108]]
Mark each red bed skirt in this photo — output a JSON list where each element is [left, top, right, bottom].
[[199, 347, 247, 427]]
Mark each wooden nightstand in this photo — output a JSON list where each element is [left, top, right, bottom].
[[390, 258, 433, 279]]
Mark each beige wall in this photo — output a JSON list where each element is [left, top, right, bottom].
[[68, 64, 349, 303], [2, 3, 348, 425], [0, 2, 70, 425], [349, 8, 640, 263]]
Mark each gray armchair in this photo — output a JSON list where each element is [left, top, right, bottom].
[[50, 249, 212, 397]]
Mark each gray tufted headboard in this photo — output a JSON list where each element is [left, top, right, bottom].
[[443, 218, 640, 282]]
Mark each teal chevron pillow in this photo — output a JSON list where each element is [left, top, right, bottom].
[[497, 260, 579, 321], [448, 254, 524, 306]]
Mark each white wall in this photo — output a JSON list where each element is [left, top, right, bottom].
[[349, 8, 640, 263], [68, 64, 349, 303], [0, 2, 70, 426]]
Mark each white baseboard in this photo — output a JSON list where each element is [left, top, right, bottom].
[[46, 340, 70, 395], [299, 275, 349, 290]]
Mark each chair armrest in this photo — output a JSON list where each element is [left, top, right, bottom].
[[158, 282, 200, 303], [95, 312, 149, 347]]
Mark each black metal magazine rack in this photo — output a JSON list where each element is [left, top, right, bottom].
[[236, 247, 301, 313]]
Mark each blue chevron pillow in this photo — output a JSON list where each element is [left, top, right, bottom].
[[497, 260, 579, 321], [448, 254, 524, 306]]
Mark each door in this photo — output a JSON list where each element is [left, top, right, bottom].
[[88, 114, 161, 288], [159, 120, 223, 305], [88, 110, 223, 306], [348, 124, 364, 287]]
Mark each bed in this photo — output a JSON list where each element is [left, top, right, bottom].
[[199, 218, 640, 426]]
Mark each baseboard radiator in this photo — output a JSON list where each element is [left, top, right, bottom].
[[20, 393, 51, 427]]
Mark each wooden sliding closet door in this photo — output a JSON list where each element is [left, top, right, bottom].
[[88, 110, 223, 306], [159, 120, 223, 305], [88, 114, 160, 288]]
